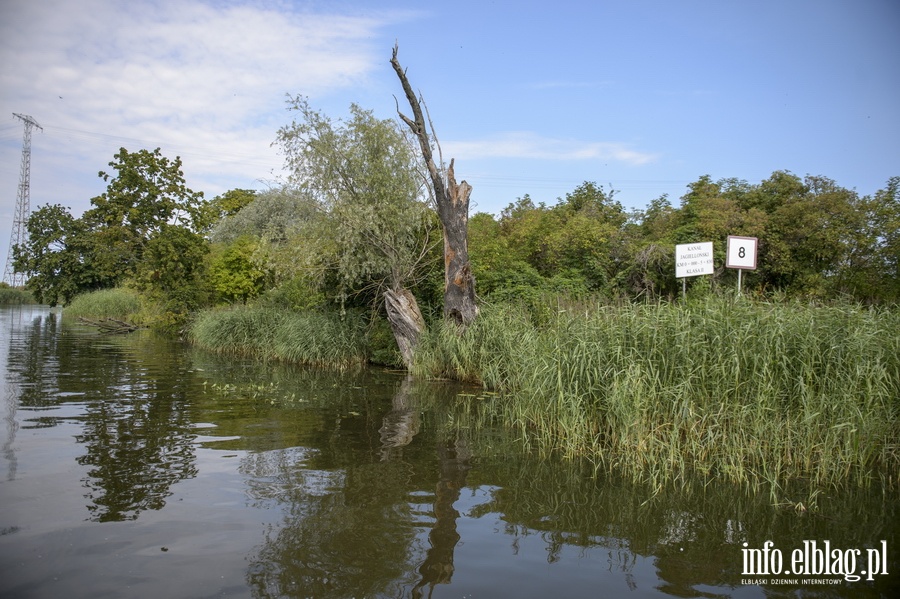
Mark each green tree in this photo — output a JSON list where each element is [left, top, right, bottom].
[[546, 182, 627, 292], [14, 148, 209, 313], [498, 195, 555, 273], [623, 195, 679, 298], [469, 211, 544, 301], [208, 235, 269, 304], [13, 204, 106, 305], [212, 188, 256, 217], [836, 177, 900, 302], [199, 188, 258, 232], [870, 177, 900, 300], [747, 172, 862, 297], [276, 100, 434, 295], [207, 187, 341, 309], [672, 176, 767, 291], [492, 183, 628, 295], [209, 187, 319, 250], [275, 98, 437, 368], [474, 171, 899, 304], [136, 223, 210, 327], [82, 148, 206, 280]]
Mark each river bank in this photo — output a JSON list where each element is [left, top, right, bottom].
[[60, 289, 900, 504]]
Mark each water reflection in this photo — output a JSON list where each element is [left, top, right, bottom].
[[379, 376, 472, 595], [229, 374, 410, 598], [1, 306, 897, 598], [73, 378, 198, 521], [3, 309, 199, 521], [412, 438, 471, 598], [379, 375, 421, 460]]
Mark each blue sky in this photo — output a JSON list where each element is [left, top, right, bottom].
[[1, 0, 898, 271]]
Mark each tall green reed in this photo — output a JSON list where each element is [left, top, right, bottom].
[[63, 287, 143, 320], [190, 305, 369, 368], [0, 285, 36, 305], [414, 297, 900, 494]]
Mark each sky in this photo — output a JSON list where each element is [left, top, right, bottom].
[[1, 0, 898, 276]]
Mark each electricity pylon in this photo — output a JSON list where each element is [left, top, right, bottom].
[[3, 113, 42, 287]]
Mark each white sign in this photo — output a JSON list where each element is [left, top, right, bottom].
[[675, 242, 714, 278], [726, 236, 758, 269]]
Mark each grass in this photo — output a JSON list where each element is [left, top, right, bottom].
[[0, 285, 36, 305], [189, 305, 370, 368], [63, 287, 144, 320], [413, 297, 900, 496]]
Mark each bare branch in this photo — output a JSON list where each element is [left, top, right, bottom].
[[391, 44, 478, 327], [391, 44, 446, 203]]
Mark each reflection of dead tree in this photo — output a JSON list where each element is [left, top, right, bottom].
[[379, 376, 421, 460], [412, 438, 471, 598], [378, 376, 472, 596]]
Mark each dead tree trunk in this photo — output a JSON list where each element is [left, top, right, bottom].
[[390, 45, 478, 328], [384, 287, 425, 370]]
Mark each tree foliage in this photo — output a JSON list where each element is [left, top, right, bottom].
[[208, 235, 269, 304], [13, 203, 102, 305], [468, 173, 900, 305], [10, 109, 899, 352], [209, 187, 318, 246], [274, 98, 437, 299], [14, 148, 208, 314]]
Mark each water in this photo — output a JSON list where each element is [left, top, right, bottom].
[[1, 305, 897, 598]]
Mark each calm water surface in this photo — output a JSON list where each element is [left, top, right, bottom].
[[1, 305, 897, 598]]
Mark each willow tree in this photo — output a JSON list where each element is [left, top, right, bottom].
[[391, 45, 478, 327], [275, 98, 437, 368]]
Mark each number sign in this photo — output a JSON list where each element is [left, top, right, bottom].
[[726, 236, 757, 270]]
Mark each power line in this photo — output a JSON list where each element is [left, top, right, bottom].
[[3, 113, 42, 287]]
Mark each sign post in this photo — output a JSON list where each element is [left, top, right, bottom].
[[726, 236, 758, 295], [675, 242, 714, 299]]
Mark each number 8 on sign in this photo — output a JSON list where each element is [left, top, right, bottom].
[[726, 236, 757, 270]]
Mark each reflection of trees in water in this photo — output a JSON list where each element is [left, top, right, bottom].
[[239, 375, 416, 598], [75, 336, 199, 521], [378, 376, 473, 596], [5, 311, 198, 522], [379, 376, 420, 461], [461, 445, 900, 597], [75, 387, 197, 522], [241, 375, 475, 599], [73, 336, 198, 522], [0, 308, 50, 481], [243, 456, 417, 598], [4, 308, 62, 410], [466, 457, 648, 588]]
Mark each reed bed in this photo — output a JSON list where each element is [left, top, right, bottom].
[[0, 286, 36, 304], [413, 297, 900, 493], [189, 305, 369, 368], [63, 287, 144, 320]]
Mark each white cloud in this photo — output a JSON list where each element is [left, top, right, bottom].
[[444, 131, 658, 166], [0, 0, 397, 205]]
